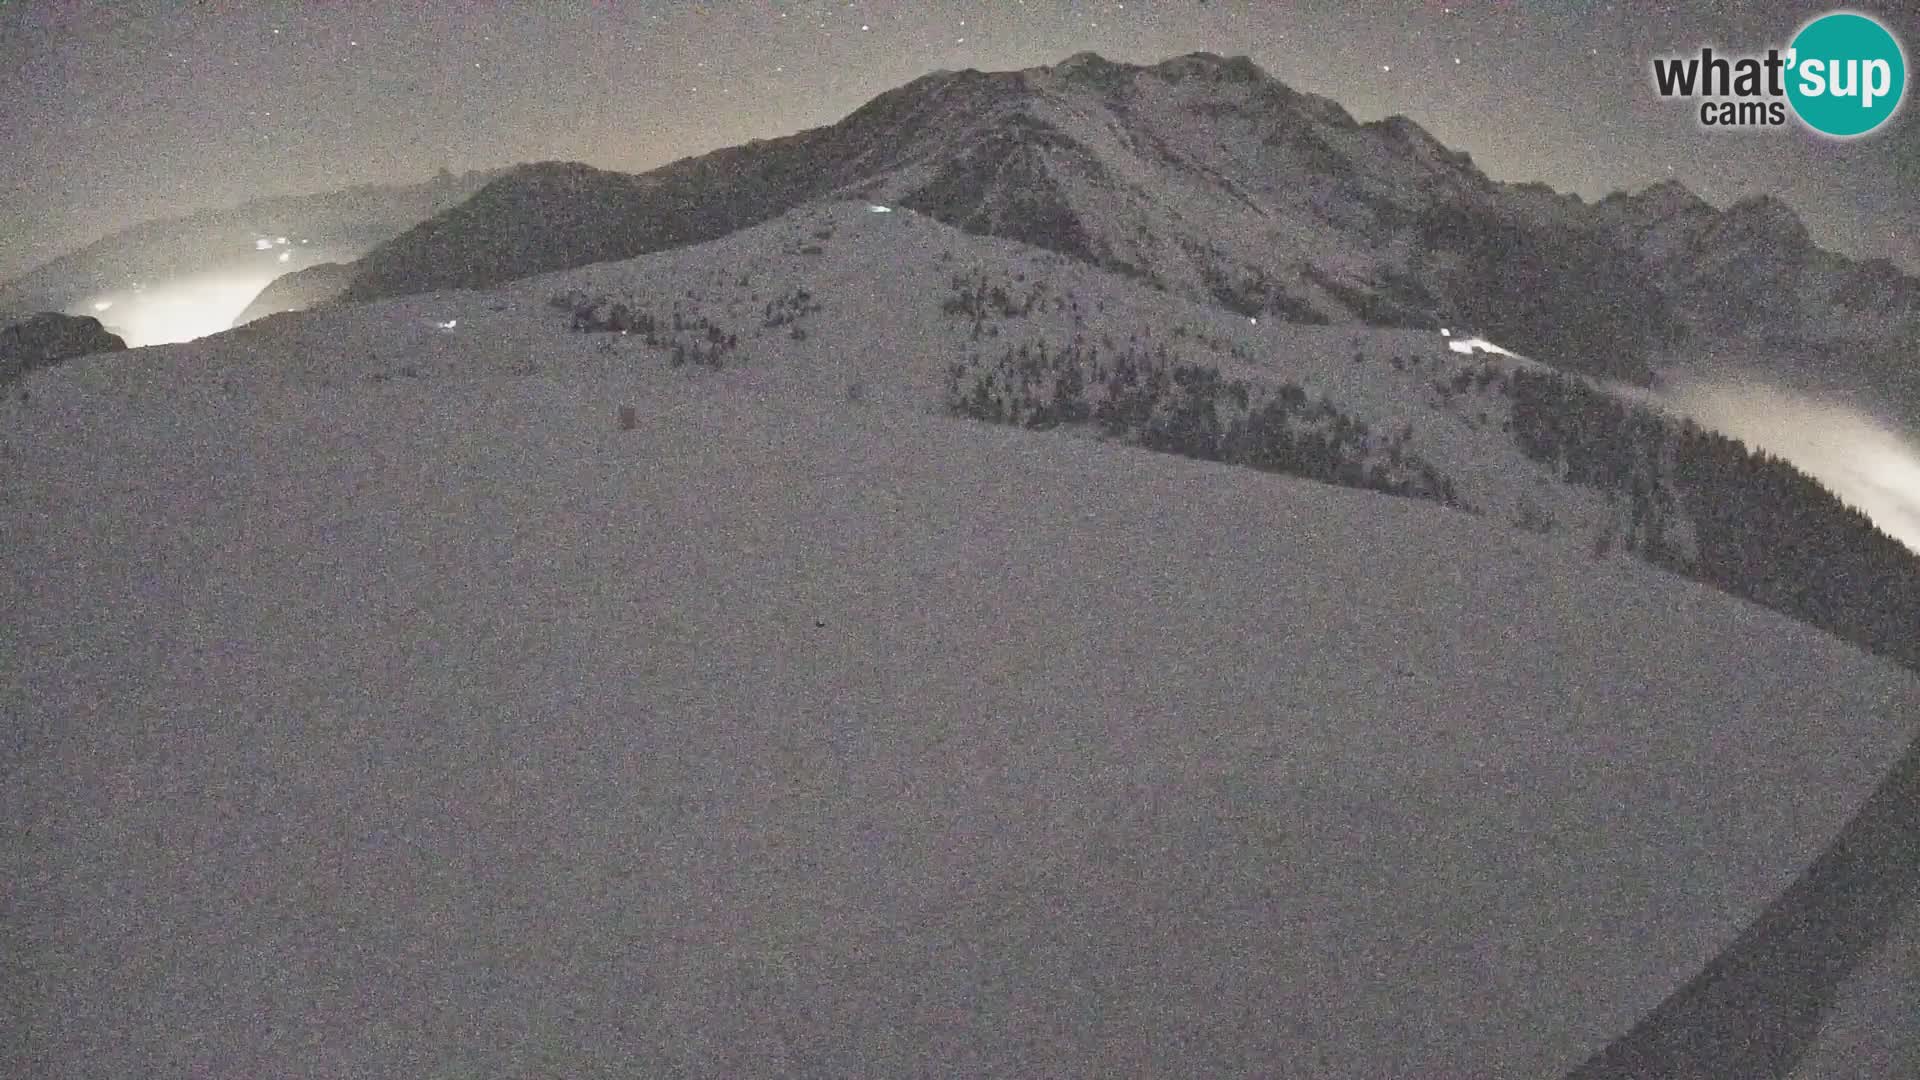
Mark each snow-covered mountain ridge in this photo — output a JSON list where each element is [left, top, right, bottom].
[[7, 220, 1918, 1070], [327, 51, 1916, 405], [68, 198, 1918, 680]]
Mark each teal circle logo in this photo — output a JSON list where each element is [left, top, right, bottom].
[[1786, 11, 1906, 137]]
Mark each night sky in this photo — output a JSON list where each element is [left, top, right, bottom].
[[3, 1, 1917, 281]]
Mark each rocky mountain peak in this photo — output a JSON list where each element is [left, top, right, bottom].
[[1718, 193, 1811, 247], [1366, 114, 1478, 173], [1038, 50, 1276, 102], [1597, 179, 1716, 225], [1149, 51, 1270, 84], [1643, 178, 1710, 208], [1050, 51, 1135, 83]]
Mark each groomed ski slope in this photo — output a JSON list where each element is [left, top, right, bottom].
[[6, 323, 1917, 1077]]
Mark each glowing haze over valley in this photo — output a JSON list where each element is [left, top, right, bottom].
[[88, 272, 276, 346], [1659, 377, 1920, 556], [74, 234, 342, 346]]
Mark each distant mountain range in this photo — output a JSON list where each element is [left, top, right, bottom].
[[318, 51, 1916, 406], [0, 168, 503, 328], [6, 52, 1913, 407]]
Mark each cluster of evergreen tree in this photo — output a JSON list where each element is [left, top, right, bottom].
[[1674, 423, 1920, 672], [761, 286, 820, 328], [1505, 368, 1680, 561], [1430, 363, 1509, 401], [553, 290, 661, 338], [553, 290, 652, 336], [1501, 365, 1920, 673], [666, 319, 734, 370], [548, 289, 734, 368], [943, 336, 1462, 508], [941, 272, 1037, 319], [939, 271, 1068, 341]]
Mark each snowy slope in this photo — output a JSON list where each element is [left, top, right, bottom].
[[6, 247, 1919, 1077], [181, 201, 1662, 563], [525, 202, 1659, 555]]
